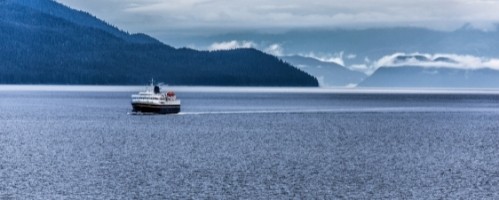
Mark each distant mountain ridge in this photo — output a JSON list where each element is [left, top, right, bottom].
[[359, 66, 499, 88], [356, 53, 499, 88], [281, 55, 366, 87], [174, 27, 499, 68], [283, 53, 499, 88], [172, 27, 499, 88], [0, 0, 318, 86], [389, 54, 460, 65]]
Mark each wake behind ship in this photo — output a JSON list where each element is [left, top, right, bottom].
[[131, 81, 181, 114]]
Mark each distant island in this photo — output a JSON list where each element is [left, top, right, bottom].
[[359, 66, 499, 88], [0, 0, 318, 87]]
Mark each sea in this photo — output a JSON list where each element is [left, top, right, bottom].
[[1, 86, 499, 199]]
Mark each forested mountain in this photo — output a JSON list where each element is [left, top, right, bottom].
[[0, 0, 318, 86], [8, 0, 160, 44]]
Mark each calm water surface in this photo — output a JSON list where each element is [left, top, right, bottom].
[[1, 89, 499, 199]]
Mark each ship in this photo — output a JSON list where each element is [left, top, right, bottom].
[[131, 80, 181, 114]]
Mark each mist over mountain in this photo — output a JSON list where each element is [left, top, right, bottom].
[[171, 26, 499, 89], [176, 27, 499, 69], [0, 0, 318, 86], [4, 0, 499, 88], [281, 56, 366, 87], [357, 53, 499, 88], [359, 66, 499, 88]]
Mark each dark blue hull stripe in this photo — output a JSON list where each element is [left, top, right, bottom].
[[131, 103, 181, 114]]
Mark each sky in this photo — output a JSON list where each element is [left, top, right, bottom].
[[51, 0, 499, 82], [57, 0, 499, 37]]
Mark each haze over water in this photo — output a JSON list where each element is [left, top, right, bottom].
[[1, 87, 499, 198], [4, 0, 499, 198]]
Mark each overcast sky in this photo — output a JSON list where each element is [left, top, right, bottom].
[[57, 0, 499, 36]]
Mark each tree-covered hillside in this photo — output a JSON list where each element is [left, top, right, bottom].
[[0, 0, 318, 86]]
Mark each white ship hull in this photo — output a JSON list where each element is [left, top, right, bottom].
[[131, 81, 181, 114]]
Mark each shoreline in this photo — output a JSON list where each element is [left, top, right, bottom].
[[1, 85, 499, 94]]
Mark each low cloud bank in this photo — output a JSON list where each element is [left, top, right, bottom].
[[299, 52, 499, 74], [300, 52, 345, 66], [208, 40, 256, 51], [208, 40, 283, 56], [206, 41, 499, 75], [264, 44, 284, 57], [374, 53, 499, 70], [343, 52, 499, 75]]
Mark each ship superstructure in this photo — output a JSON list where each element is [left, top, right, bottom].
[[131, 80, 180, 114]]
